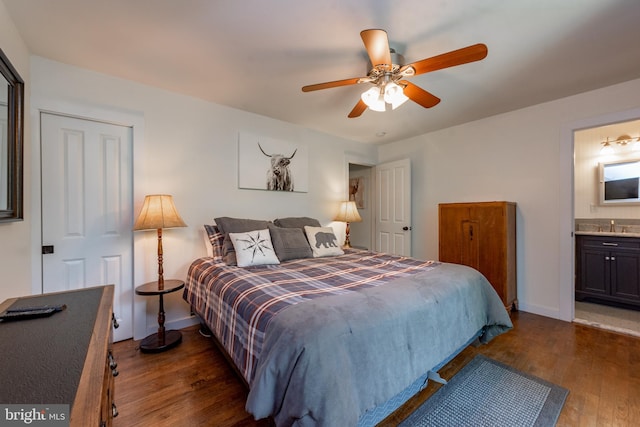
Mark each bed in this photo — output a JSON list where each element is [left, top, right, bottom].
[[183, 218, 513, 427]]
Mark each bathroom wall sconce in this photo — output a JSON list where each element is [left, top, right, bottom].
[[600, 134, 640, 154]]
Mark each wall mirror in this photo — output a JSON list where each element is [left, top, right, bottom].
[[599, 158, 640, 205], [0, 48, 24, 222]]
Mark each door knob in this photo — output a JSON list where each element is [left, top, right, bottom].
[[402, 226, 412, 231]]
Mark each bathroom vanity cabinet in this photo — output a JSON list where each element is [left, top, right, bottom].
[[575, 234, 640, 308]]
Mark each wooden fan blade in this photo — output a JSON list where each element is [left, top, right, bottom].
[[402, 43, 488, 76], [400, 81, 441, 108], [302, 77, 363, 92], [348, 99, 367, 118], [361, 29, 392, 69]]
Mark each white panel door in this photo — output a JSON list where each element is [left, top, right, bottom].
[[41, 112, 133, 341], [375, 158, 411, 256]]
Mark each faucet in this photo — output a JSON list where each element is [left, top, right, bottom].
[[610, 219, 615, 232]]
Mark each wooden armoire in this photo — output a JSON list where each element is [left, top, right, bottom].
[[438, 201, 517, 311]]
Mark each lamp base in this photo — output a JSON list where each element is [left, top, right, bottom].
[[343, 221, 353, 249]]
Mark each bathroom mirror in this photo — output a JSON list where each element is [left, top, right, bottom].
[[0, 48, 24, 222], [599, 158, 640, 205]]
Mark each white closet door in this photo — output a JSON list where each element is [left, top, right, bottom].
[[41, 112, 133, 341]]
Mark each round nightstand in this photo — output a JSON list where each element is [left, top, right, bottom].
[[135, 279, 185, 353]]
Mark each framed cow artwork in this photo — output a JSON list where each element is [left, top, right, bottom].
[[238, 132, 309, 192]]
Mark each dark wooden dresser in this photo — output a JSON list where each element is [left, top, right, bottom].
[[0, 285, 116, 426]]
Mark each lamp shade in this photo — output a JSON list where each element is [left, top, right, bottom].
[[133, 194, 187, 231], [335, 201, 362, 223]]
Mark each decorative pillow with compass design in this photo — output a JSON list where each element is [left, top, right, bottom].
[[229, 229, 280, 267]]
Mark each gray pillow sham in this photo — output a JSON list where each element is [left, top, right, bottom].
[[268, 225, 313, 261], [273, 216, 321, 230], [214, 217, 272, 265]]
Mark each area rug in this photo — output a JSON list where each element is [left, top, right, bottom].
[[399, 355, 569, 427]]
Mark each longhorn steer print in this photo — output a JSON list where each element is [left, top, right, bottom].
[[258, 143, 297, 191]]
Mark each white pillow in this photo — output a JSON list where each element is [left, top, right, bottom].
[[203, 230, 213, 257], [229, 229, 280, 267], [304, 226, 345, 257]]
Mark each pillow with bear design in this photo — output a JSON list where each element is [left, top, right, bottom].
[[304, 226, 344, 257]]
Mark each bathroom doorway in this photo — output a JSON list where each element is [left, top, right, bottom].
[[573, 119, 640, 337]]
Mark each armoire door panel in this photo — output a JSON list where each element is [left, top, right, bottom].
[[438, 201, 517, 311], [460, 220, 479, 269]]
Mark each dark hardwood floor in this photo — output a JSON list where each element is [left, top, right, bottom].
[[112, 311, 640, 426]]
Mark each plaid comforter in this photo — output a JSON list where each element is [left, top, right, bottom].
[[183, 250, 437, 383]]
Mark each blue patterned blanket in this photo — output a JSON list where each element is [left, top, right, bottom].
[[184, 251, 512, 426]]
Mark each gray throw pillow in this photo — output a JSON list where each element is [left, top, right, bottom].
[[268, 225, 313, 261], [273, 217, 321, 230], [214, 217, 271, 265]]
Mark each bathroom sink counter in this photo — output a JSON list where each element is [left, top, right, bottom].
[[575, 231, 640, 238]]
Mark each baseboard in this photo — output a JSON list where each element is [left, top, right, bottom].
[[142, 314, 199, 338], [166, 314, 200, 331]]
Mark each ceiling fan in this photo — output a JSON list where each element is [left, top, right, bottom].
[[301, 29, 488, 118]]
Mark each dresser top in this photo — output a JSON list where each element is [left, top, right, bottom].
[[0, 286, 112, 407]]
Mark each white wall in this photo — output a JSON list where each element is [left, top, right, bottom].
[[28, 56, 377, 339], [0, 1, 31, 303], [378, 78, 640, 320]]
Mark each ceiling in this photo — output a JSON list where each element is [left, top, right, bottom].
[[4, 0, 640, 144]]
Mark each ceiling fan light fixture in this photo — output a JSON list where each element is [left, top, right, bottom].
[[302, 30, 488, 118], [361, 86, 386, 112], [383, 82, 400, 101], [390, 92, 409, 110], [361, 82, 409, 112], [384, 82, 409, 109]]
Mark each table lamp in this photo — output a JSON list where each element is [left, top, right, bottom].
[[133, 194, 187, 289], [335, 200, 362, 248]]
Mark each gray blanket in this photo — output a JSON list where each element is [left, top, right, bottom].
[[246, 263, 513, 426]]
